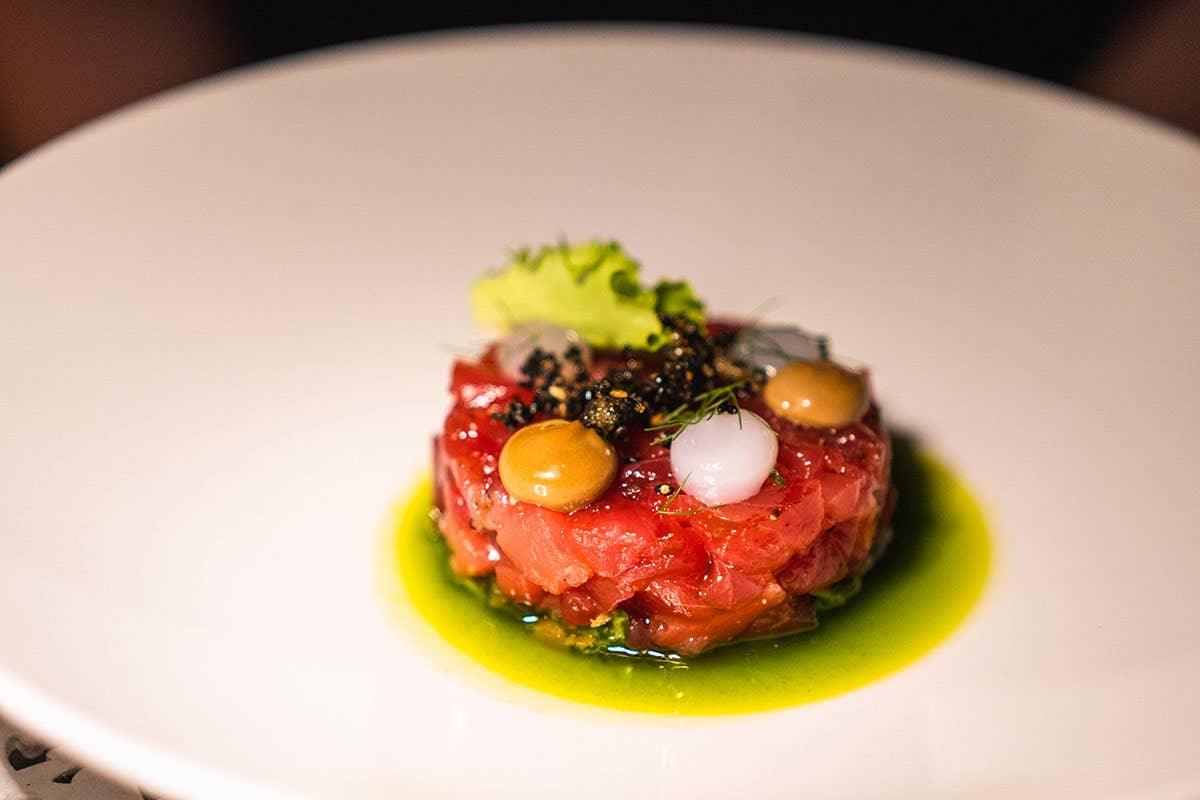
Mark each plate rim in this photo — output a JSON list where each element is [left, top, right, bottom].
[[2, 21, 1196, 184]]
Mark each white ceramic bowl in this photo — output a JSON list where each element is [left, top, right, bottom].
[[1, 26, 1198, 800]]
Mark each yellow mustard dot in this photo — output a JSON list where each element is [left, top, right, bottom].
[[763, 360, 868, 428], [498, 420, 618, 512]]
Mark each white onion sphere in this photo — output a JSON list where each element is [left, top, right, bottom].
[[497, 322, 591, 381], [670, 410, 779, 506], [729, 325, 825, 377]]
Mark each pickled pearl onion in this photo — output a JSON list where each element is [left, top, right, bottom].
[[670, 410, 779, 506], [729, 325, 826, 377], [496, 322, 591, 381]]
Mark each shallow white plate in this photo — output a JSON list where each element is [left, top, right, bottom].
[[2, 25, 1198, 800]]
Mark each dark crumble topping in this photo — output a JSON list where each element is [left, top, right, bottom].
[[493, 400, 537, 429], [491, 315, 767, 442]]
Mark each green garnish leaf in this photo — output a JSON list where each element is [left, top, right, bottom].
[[647, 380, 747, 445], [471, 240, 705, 349], [578, 609, 632, 654], [769, 468, 787, 487]]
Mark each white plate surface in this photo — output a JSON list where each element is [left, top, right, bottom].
[[1, 26, 1198, 800]]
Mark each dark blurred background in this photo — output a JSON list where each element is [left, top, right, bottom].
[[1, 1, 1198, 165]]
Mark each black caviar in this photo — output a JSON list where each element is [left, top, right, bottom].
[[493, 316, 766, 442]]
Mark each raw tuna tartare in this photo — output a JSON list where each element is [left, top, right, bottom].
[[431, 241, 893, 659]]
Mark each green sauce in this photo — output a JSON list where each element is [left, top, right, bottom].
[[390, 439, 989, 715]]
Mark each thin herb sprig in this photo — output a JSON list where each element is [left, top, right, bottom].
[[646, 379, 747, 445], [656, 473, 690, 514], [655, 473, 724, 515]]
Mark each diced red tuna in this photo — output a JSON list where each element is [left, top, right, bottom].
[[432, 340, 891, 656]]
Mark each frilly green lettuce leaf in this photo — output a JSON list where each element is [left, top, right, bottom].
[[470, 240, 705, 349]]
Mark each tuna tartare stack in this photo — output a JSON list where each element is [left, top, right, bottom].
[[431, 241, 893, 659]]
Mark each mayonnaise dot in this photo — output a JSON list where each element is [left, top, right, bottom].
[[499, 419, 617, 512], [763, 360, 867, 428]]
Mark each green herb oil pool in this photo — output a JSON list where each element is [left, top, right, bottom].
[[389, 439, 989, 715]]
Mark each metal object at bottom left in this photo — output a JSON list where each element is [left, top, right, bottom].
[[2, 713, 155, 800]]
